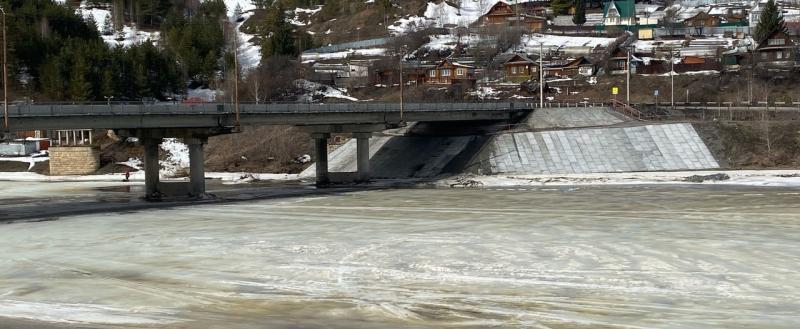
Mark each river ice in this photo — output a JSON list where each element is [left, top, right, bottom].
[[1, 184, 799, 328]]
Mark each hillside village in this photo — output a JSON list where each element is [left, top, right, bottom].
[[0, 0, 796, 106], [290, 0, 800, 104]]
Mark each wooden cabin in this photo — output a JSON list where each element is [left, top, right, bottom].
[[481, 1, 547, 30], [504, 53, 539, 82], [425, 59, 476, 87], [756, 31, 795, 68], [545, 57, 595, 77], [608, 48, 631, 75], [683, 12, 721, 35]]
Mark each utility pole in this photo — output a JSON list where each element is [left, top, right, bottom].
[[234, 27, 240, 128], [400, 45, 407, 123], [670, 44, 675, 110], [539, 43, 544, 108], [1, 6, 7, 132], [626, 46, 631, 104]]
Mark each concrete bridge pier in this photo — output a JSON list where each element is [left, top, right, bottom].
[[143, 138, 162, 200], [354, 132, 371, 183], [307, 124, 385, 187], [312, 133, 330, 186], [120, 127, 229, 200], [186, 137, 208, 197]]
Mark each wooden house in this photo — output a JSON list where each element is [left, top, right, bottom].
[[425, 59, 476, 87], [503, 53, 539, 82], [544, 57, 595, 77], [603, 0, 636, 26], [683, 12, 721, 36], [755, 32, 797, 69], [755, 31, 796, 69], [608, 48, 633, 75], [481, 1, 547, 30]]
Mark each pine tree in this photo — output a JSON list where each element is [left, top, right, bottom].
[[102, 13, 114, 35], [754, 0, 787, 42], [572, 0, 586, 27], [234, 3, 244, 21], [100, 68, 115, 99], [263, 4, 296, 57], [68, 57, 92, 101]]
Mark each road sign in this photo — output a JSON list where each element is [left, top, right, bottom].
[[612, 87, 619, 95]]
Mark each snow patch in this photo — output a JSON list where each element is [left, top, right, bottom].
[[295, 80, 359, 102], [160, 139, 190, 178]]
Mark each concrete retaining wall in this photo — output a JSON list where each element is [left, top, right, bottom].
[[472, 123, 719, 174], [49, 146, 100, 175], [527, 107, 628, 130]]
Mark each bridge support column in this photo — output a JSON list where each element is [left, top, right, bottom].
[[354, 132, 371, 183], [143, 138, 161, 200], [186, 137, 207, 197], [312, 133, 330, 186]]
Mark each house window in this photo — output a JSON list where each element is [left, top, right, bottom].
[[761, 52, 768, 60], [441, 69, 452, 77], [786, 50, 792, 59], [456, 68, 466, 76], [511, 66, 518, 74], [428, 70, 436, 77], [777, 51, 783, 59], [768, 38, 785, 46]]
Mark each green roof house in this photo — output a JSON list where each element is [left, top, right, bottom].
[[603, 0, 636, 26]]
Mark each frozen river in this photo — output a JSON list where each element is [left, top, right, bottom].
[[1, 183, 799, 328]]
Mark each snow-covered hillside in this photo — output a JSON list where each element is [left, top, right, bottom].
[[64, 0, 260, 71], [390, 0, 540, 35]]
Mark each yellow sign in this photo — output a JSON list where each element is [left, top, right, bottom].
[[612, 87, 619, 95]]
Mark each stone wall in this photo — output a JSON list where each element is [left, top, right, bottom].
[[49, 147, 100, 175]]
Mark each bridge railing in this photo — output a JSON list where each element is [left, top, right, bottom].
[[8, 102, 537, 117]]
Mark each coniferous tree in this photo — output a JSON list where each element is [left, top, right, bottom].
[[68, 57, 92, 101], [102, 13, 114, 35], [754, 0, 787, 42], [572, 0, 586, 28], [264, 4, 297, 57]]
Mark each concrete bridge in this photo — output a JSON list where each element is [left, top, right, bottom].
[[4, 102, 533, 199]]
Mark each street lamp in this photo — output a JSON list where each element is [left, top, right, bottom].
[[104, 95, 114, 107]]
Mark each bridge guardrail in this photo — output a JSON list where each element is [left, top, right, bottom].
[[8, 102, 537, 117]]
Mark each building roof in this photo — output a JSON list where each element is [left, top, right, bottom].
[[603, 0, 635, 18], [757, 31, 795, 50], [504, 53, 538, 65]]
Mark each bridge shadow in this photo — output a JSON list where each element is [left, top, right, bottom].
[[0, 183, 396, 224]]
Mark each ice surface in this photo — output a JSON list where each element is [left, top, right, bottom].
[[1, 186, 799, 328]]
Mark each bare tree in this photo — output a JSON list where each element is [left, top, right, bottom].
[[661, 8, 680, 37]]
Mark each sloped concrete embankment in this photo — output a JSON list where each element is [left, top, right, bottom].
[[301, 108, 719, 180], [526, 107, 629, 130], [468, 123, 719, 175]]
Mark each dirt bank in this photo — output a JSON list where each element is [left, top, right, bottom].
[[695, 121, 800, 169]]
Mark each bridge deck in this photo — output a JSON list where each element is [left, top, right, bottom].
[[5, 102, 534, 131]]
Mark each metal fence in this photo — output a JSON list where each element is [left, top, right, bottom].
[[304, 37, 395, 54]]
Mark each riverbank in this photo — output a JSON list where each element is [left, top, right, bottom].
[[438, 170, 800, 188]]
